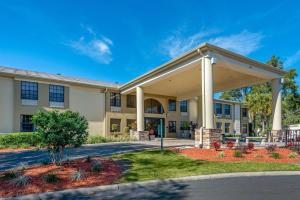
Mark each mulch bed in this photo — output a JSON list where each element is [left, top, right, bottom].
[[176, 147, 300, 163], [0, 157, 122, 198], [0, 147, 35, 153]]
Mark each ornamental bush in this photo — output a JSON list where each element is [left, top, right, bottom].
[[32, 110, 88, 165], [226, 141, 235, 149], [247, 142, 254, 151], [0, 132, 43, 148], [212, 140, 221, 151]]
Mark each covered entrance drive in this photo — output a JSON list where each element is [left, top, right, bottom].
[[121, 43, 286, 149]]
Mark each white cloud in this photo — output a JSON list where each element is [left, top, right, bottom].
[[284, 50, 300, 67], [67, 25, 113, 64], [161, 29, 263, 58], [208, 31, 264, 55]]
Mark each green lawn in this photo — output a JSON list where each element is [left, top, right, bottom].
[[113, 150, 300, 182]]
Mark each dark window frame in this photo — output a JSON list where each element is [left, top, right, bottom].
[[168, 121, 176, 133], [21, 81, 38, 100], [225, 123, 230, 133], [215, 103, 222, 115], [168, 99, 176, 112], [144, 99, 164, 114], [110, 118, 121, 132], [224, 104, 231, 116], [20, 115, 34, 132], [110, 93, 121, 107], [242, 108, 248, 118], [49, 85, 64, 103], [180, 101, 188, 112]]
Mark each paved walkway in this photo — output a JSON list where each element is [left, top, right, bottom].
[[11, 172, 300, 200], [0, 139, 193, 171]]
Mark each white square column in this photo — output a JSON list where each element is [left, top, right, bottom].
[[136, 86, 144, 132], [271, 78, 282, 141], [202, 55, 214, 129]]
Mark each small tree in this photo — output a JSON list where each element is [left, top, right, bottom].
[[32, 110, 88, 165]]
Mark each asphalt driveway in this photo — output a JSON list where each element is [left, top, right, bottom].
[[0, 139, 193, 171]]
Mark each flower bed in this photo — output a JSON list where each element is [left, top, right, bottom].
[[0, 157, 122, 198], [177, 147, 300, 163]]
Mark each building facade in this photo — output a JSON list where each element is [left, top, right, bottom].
[[0, 68, 249, 137], [0, 43, 285, 148]]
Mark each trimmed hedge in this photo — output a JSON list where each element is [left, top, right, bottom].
[[86, 135, 134, 144], [0, 132, 44, 148]]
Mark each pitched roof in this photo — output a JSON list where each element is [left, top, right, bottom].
[[0, 66, 120, 89]]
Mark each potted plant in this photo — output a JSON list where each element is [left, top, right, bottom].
[[111, 124, 118, 137], [183, 121, 190, 138]]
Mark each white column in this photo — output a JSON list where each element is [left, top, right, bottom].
[[272, 78, 282, 131], [202, 56, 214, 129], [136, 86, 144, 132]]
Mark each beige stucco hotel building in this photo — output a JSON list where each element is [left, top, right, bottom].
[[0, 43, 285, 148]]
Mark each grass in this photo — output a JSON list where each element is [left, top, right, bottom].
[[113, 150, 300, 182]]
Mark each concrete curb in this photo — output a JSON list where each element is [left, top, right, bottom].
[[9, 171, 300, 200]]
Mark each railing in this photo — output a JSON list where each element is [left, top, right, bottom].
[[285, 129, 300, 149]]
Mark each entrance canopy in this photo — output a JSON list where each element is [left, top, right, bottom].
[[120, 43, 285, 100]]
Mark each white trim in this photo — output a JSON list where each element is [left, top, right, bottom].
[[21, 99, 38, 106], [49, 101, 64, 108], [121, 56, 203, 94]]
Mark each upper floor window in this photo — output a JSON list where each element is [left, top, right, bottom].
[[168, 99, 176, 111], [144, 98, 164, 114], [49, 85, 64, 102], [180, 101, 188, 112], [215, 103, 222, 115], [21, 81, 38, 100], [127, 95, 136, 108], [242, 108, 248, 118], [110, 93, 121, 107], [224, 104, 231, 116]]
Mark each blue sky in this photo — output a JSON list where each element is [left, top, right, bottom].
[[0, 0, 300, 85]]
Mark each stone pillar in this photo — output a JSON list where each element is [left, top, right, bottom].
[[271, 78, 282, 141], [136, 86, 144, 132]]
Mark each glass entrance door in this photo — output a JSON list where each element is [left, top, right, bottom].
[[144, 117, 165, 137]]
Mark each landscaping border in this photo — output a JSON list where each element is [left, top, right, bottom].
[[9, 171, 300, 200]]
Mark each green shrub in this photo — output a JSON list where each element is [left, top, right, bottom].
[[71, 169, 85, 181], [86, 135, 133, 144], [33, 110, 88, 165], [2, 171, 19, 180], [91, 161, 102, 172], [218, 151, 225, 158], [44, 173, 59, 183], [0, 132, 44, 148], [10, 175, 31, 186], [233, 150, 243, 158], [270, 152, 281, 159], [288, 152, 298, 158]]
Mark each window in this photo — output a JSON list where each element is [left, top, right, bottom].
[[126, 95, 136, 108], [242, 108, 248, 118], [216, 122, 222, 129], [110, 118, 121, 132], [168, 99, 176, 111], [224, 104, 231, 116], [21, 81, 38, 100], [180, 101, 188, 112], [20, 115, 34, 132], [168, 121, 176, 133], [215, 103, 222, 115], [126, 119, 136, 130], [144, 99, 164, 114], [110, 93, 121, 107], [225, 123, 230, 133], [242, 124, 248, 134], [49, 85, 64, 102]]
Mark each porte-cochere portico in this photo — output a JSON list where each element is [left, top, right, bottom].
[[120, 43, 286, 149]]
